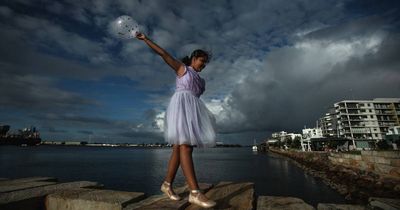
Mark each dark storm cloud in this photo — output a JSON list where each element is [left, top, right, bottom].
[[46, 126, 68, 133], [78, 130, 94, 135], [0, 72, 95, 111], [119, 130, 163, 140], [0, 0, 399, 142], [216, 15, 400, 133], [31, 113, 128, 127], [30, 112, 163, 141]]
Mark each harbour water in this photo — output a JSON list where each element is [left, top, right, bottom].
[[0, 145, 345, 206]]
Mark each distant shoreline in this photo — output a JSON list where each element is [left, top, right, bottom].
[[36, 141, 244, 148]]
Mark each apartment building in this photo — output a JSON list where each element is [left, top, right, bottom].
[[319, 108, 336, 138], [386, 126, 400, 144], [327, 98, 400, 149]]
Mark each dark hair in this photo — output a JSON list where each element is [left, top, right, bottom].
[[181, 49, 212, 66]]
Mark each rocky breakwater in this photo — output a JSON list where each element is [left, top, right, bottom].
[[269, 148, 400, 205], [3, 176, 396, 209], [0, 177, 256, 210]]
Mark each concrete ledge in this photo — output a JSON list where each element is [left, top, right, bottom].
[[125, 183, 213, 210], [369, 197, 400, 210], [362, 151, 400, 158], [4, 177, 394, 210], [0, 181, 58, 193], [317, 203, 366, 210], [257, 196, 315, 210], [186, 182, 254, 210], [45, 188, 145, 210], [391, 159, 400, 167], [375, 163, 396, 175], [0, 177, 57, 185], [0, 181, 101, 206]]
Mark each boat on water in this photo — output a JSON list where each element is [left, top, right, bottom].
[[0, 125, 41, 146], [252, 139, 258, 151]]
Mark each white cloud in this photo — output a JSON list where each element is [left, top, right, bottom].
[[1, 0, 399, 142], [212, 17, 399, 133], [155, 112, 165, 131], [0, 6, 13, 17]]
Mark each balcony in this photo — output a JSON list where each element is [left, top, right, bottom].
[[350, 124, 366, 127], [347, 106, 359, 110], [351, 128, 371, 134], [375, 110, 394, 115], [348, 117, 365, 121], [378, 122, 396, 126], [378, 118, 395, 122], [374, 105, 391, 109]]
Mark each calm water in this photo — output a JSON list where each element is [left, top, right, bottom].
[[0, 145, 345, 206]]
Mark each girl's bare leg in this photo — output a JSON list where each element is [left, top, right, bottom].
[[164, 144, 181, 184], [179, 144, 200, 190], [179, 144, 215, 207]]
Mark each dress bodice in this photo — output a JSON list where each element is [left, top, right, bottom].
[[175, 66, 205, 97]]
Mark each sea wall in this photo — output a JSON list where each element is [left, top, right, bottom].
[[329, 151, 400, 179], [269, 148, 400, 204]]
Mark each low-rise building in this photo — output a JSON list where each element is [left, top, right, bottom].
[[386, 126, 400, 149], [319, 108, 336, 137], [272, 131, 302, 141], [302, 127, 323, 139]]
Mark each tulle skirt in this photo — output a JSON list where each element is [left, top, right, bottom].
[[164, 90, 216, 148]]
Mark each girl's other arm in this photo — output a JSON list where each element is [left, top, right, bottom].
[[136, 33, 185, 76]]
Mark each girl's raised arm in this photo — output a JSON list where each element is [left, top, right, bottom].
[[136, 33, 185, 76]]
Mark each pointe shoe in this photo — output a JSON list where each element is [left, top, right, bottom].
[[189, 189, 216, 208], [160, 181, 182, 201]]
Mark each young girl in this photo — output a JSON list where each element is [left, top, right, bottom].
[[136, 33, 217, 208]]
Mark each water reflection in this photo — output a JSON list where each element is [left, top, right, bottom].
[[0, 146, 345, 206]]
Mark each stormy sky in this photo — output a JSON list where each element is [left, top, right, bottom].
[[0, 0, 399, 145]]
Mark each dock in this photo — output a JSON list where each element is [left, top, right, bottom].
[[1, 177, 399, 209]]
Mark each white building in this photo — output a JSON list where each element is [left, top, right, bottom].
[[272, 131, 302, 141], [319, 109, 336, 137], [302, 127, 323, 139], [387, 126, 400, 150], [387, 126, 400, 135], [332, 98, 400, 149], [287, 133, 302, 140], [300, 127, 322, 152]]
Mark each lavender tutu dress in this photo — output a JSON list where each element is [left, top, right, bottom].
[[164, 65, 216, 148]]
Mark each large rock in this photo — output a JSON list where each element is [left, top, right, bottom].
[[0, 177, 57, 185], [0, 181, 58, 193], [0, 177, 57, 210], [257, 196, 315, 210], [185, 182, 254, 210], [0, 181, 101, 210], [45, 188, 145, 210], [317, 203, 366, 210], [125, 183, 212, 210], [369, 197, 400, 210]]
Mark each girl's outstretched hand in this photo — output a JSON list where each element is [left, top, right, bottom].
[[136, 32, 147, 40]]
